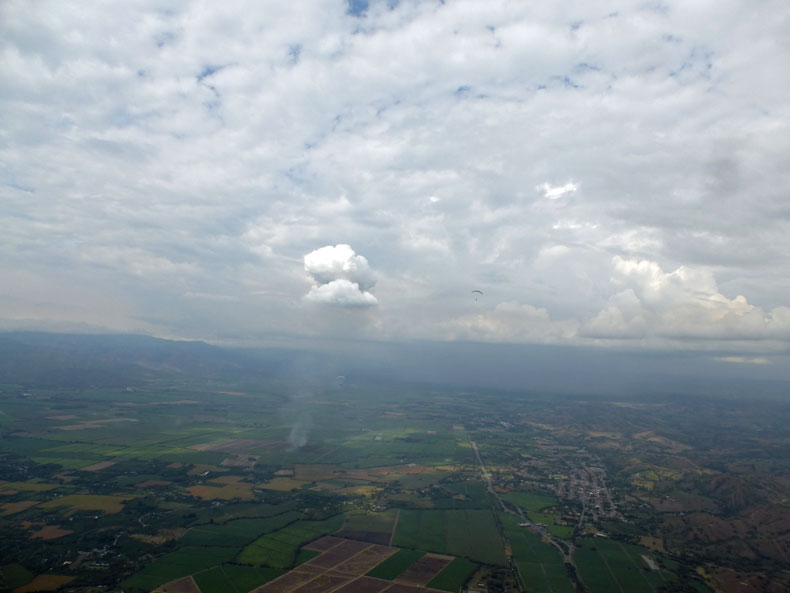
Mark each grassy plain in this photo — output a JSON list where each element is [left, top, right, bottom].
[[38, 493, 134, 514], [427, 557, 478, 592], [574, 537, 676, 593], [342, 509, 398, 533], [180, 512, 303, 546], [502, 490, 558, 512], [392, 509, 506, 566], [237, 516, 343, 568], [0, 563, 34, 589], [193, 565, 285, 593], [366, 549, 425, 580], [122, 547, 240, 592], [0, 333, 782, 593]]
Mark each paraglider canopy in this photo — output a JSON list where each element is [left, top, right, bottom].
[[472, 290, 483, 301]]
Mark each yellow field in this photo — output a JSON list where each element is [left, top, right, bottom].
[[31, 525, 74, 540], [79, 460, 117, 471], [1, 501, 39, 515], [14, 575, 75, 593], [434, 465, 460, 471], [220, 454, 258, 468], [338, 485, 380, 497], [39, 494, 134, 514], [55, 417, 138, 431]]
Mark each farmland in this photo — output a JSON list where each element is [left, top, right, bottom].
[[501, 514, 574, 593], [237, 517, 343, 568], [0, 333, 787, 593], [366, 549, 425, 580], [193, 565, 285, 593], [574, 537, 682, 593], [426, 557, 478, 592], [392, 509, 507, 566]]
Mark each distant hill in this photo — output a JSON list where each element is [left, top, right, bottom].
[[2, 331, 789, 399], [0, 332, 280, 388]]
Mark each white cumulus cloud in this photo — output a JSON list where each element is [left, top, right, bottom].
[[447, 301, 579, 343], [303, 244, 377, 308], [537, 182, 578, 199], [582, 256, 790, 341]]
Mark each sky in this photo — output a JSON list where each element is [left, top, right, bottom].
[[2, 0, 790, 370]]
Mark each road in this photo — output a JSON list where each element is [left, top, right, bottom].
[[469, 437, 584, 591]]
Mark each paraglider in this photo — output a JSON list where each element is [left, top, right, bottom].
[[472, 290, 483, 302]]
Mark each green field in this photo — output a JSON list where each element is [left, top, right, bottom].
[[529, 511, 574, 539], [237, 515, 344, 568], [0, 563, 34, 589], [392, 509, 445, 551], [366, 549, 425, 580], [122, 546, 240, 592], [340, 509, 398, 534], [574, 537, 678, 593], [426, 557, 478, 592], [0, 334, 766, 593], [181, 511, 303, 546], [193, 565, 285, 593], [502, 490, 558, 512], [392, 509, 507, 566], [501, 514, 574, 593], [437, 480, 490, 508]]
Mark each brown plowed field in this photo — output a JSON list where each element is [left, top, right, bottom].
[[154, 575, 200, 593], [14, 575, 75, 593], [333, 576, 391, 593], [302, 539, 371, 569], [383, 584, 436, 593], [332, 544, 398, 575], [249, 569, 320, 593], [80, 461, 117, 471], [252, 537, 451, 593], [31, 525, 74, 540], [394, 554, 453, 586], [304, 535, 345, 552], [290, 573, 352, 593]]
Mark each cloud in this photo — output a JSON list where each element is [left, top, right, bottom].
[[714, 356, 771, 365], [582, 257, 790, 341], [1, 1, 789, 354], [305, 279, 378, 307], [446, 301, 579, 343], [303, 244, 377, 308], [536, 182, 578, 199]]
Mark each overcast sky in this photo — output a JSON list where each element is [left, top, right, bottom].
[[2, 0, 789, 366]]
